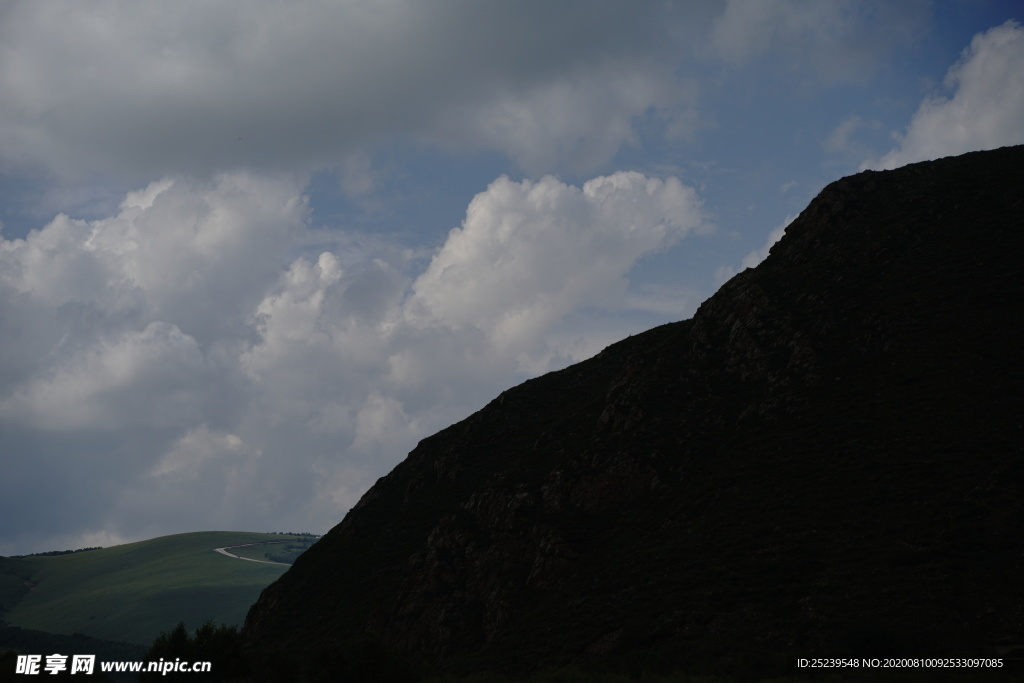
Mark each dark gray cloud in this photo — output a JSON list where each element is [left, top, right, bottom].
[[0, 0, 929, 184], [0, 0, 693, 181]]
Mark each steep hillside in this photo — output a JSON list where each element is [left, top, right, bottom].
[[243, 146, 1024, 675]]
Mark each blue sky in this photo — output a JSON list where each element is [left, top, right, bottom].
[[1, 0, 1021, 554]]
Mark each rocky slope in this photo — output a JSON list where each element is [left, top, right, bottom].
[[242, 146, 1024, 673]]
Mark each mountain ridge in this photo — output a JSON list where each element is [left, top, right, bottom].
[[243, 146, 1024, 674]]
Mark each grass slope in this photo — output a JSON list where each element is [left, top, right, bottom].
[[3, 531, 303, 646], [0, 557, 34, 616]]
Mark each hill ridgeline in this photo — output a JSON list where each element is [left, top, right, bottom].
[[242, 146, 1024, 674]]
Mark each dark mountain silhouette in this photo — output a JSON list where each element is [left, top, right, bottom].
[[242, 146, 1024, 676]]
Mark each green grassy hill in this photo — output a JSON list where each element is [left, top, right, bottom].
[[1, 531, 308, 646]]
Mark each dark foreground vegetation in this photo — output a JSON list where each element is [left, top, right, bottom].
[[137, 621, 1022, 682], [0, 626, 141, 682], [9, 547, 103, 559]]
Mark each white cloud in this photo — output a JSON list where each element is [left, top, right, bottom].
[[408, 173, 705, 358], [0, 172, 305, 342], [0, 172, 307, 550], [0, 172, 304, 441], [0, 321, 207, 431], [152, 425, 249, 477], [238, 170, 707, 468], [865, 20, 1024, 170], [227, 170, 708, 534], [0, 169, 708, 553]]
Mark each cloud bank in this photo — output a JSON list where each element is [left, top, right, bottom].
[[0, 0, 935, 186], [0, 0, 693, 181], [0, 170, 705, 553]]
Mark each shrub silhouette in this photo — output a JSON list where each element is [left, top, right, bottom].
[[141, 620, 244, 681]]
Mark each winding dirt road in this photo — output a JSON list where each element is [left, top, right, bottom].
[[213, 541, 290, 566]]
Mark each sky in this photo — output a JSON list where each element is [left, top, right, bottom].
[[1, 0, 1022, 555]]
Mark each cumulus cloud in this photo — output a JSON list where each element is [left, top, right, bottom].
[[0, 322, 207, 432], [0, 169, 706, 553], [0, 173, 303, 428], [865, 20, 1024, 170], [0, 172, 304, 550], [409, 173, 704, 356]]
